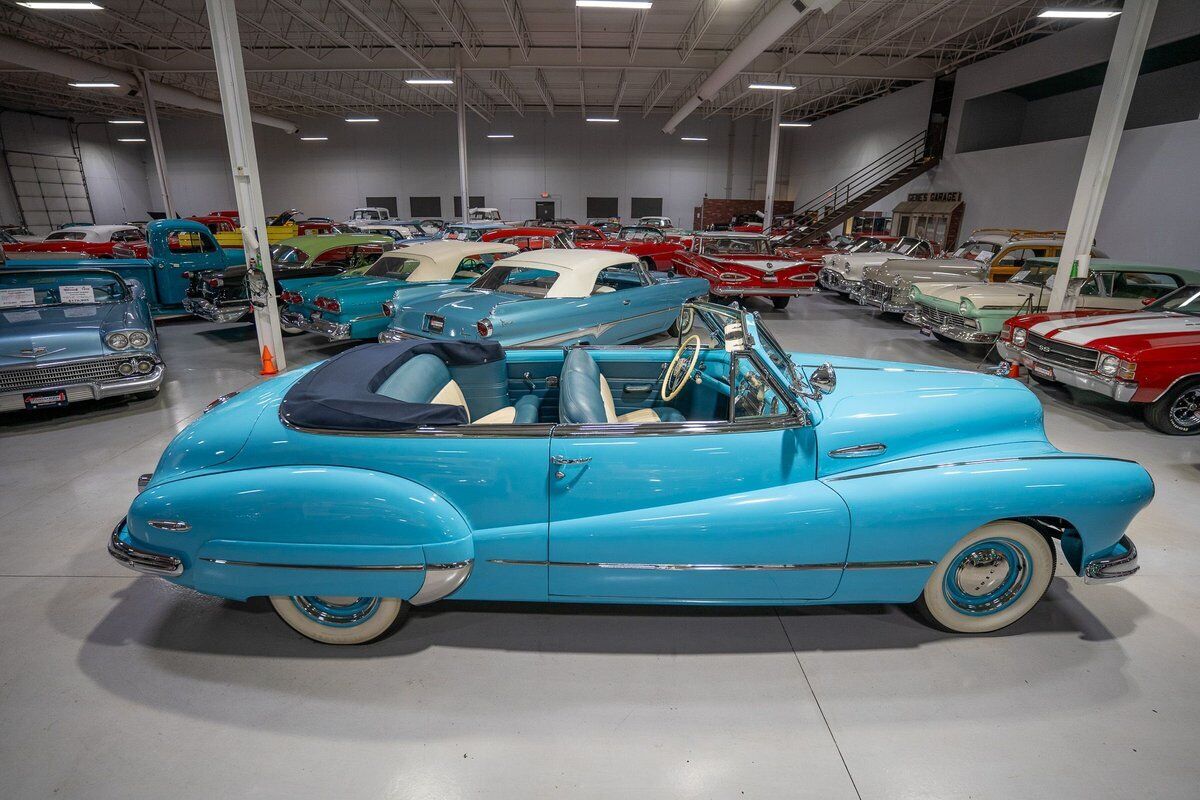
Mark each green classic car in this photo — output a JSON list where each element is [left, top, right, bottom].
[[904, 259, 1200, 346]]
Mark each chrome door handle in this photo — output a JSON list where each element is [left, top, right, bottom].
[[622, 299, 631, 305], [551, 455, 592, 465], [828, 443, 887, 458]]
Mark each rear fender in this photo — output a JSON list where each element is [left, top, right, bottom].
[[129, 466, 473, 601]]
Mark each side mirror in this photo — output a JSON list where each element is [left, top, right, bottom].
[[125, 278, 147, 300], [810, 362, 837, 396]]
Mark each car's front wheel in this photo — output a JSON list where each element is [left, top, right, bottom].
[[771, 297, 791, 310], [270, 595, 407, 644], [915, 521, 1055, 633], [1144, 377, 1200, 435]]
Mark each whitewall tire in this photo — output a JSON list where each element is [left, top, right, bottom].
[[269, 595, 406, 644], [916, 521, 1055, 634]]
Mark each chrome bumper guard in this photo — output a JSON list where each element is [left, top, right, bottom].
[[0, 364, 164, 412], [904, 308, 996, 344], [108, 518, 184, 577], [280, 310, 351, 340], [378, 328, 427, 343], [182, 296, 250, 324], [1083, 535, 1138, 584], [854, 285, 912, 314], [817, 268, 856, 293], [996, 341, 1139, 401]]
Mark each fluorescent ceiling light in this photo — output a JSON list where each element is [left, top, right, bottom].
[[586, 117, 620, 123], [780, 121, 812, 128], [107, 119, 143, 125], [487, 134, 514, 139], [576, 1, 653, 8], [405, 78, 453, 85], [117, 138, 145, 143], [748, 83, 796, 91], [1038, 9, 1121, 19], [680, 136, 707, 141], [69, 81, 120, 88], [300, 136, 328, 141], [345, 117, 379, 123], [17, 2, 103, 8]]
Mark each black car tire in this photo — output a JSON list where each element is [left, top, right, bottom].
[[1143, 377, 1200, 435], [771, 297, 790, 310]]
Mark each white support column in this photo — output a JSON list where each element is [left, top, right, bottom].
[[1048, 0, 1159, 311], [455, 53, 470, 223], [139, 69, 174, 218], [762, 90, 783, 231], [204, 0, 286, 371]]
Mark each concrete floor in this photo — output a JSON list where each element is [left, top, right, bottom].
[[2, 294, 1198, 799]]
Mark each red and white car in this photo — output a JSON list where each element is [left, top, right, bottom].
[[671, 231, 819, 309], [574, 225, 683, 271], [480, 226, 573, 251], [998, 285, 1200, 435], [2, 224, 148, 258]]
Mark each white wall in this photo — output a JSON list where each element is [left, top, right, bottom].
[[788, 0, 1200, 267]]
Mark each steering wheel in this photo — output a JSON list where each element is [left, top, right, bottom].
[[662, 334, 701, 402]]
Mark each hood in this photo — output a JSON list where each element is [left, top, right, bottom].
[[833, 253, 917, 280], [0, 302, 134, 366], [943, 282, 1051, 309], [863, 258, 985, 285], [795, 355, 1049, 477], [1025, 311, 1200, 352]]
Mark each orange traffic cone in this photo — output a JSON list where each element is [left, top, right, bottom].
[[1006, 360, 1021, 379], [260, 346, 279, 376]]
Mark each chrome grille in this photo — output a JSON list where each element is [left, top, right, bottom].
[[861, 281, 893, 303], [0, 357, 127, 393], [1024, 333, 1099, 371], [916, 301, 971, 329]]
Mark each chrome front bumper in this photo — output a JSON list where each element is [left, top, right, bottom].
[[0, 362, 164, 412], [996, 341, 1139, 401], [182, 296, 250, 324], [1083, 535, 1138, 584], [854, 284, 912, 314], [904, 308, 995, 344], [817, 268, 858, 293], [108, 518, 184, 577], [711, 286, 818, 297], [280, 310, 351, 340]]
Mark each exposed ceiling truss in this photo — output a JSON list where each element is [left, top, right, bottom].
[[0, 0, 1103, 124]]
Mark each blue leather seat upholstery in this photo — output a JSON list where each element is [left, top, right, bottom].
[[559, 348, 685, 424], [376, 353, 540, 424]]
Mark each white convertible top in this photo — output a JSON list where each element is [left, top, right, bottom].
[[498, 248, 640, 298], [46, 224, 140, 242], [377, 240, 519, 282]]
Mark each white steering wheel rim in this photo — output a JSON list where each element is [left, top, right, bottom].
[[662, 334, 701, 402]]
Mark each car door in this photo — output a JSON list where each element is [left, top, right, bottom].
[[587, 263, 678, 343], [547, 352, 851, 601]]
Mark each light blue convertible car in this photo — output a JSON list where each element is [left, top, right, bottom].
[[379, 249, 709, 347], [109, 302, 1149, 644], [1, 268, 163, 413]]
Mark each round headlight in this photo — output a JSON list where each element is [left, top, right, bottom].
[[959, 300, 970, 316], [137, 359, 154, 374], [1098, 354, 1120, 376], [127, 330, 150, 349], [1012, 328, 1027, 347], [106, 332, 129, 350], [117, 361, 135, 376]]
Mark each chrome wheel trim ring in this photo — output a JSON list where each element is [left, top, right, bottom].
[[942, 538, 1031, 616], [1169, 388, 1200, 430], [290, 595, 382, 627]]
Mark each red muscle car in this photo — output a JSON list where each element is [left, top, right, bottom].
[[997, 284, 1200, 435], [670, 231, 819, 309], [3, 224, 148, 258], [574, 225, 683, 271]]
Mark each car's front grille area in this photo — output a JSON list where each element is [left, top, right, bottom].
[[0, 357, 126, 393], [1024, 333, 1099, 371], [860, 281, 893, 304], [916, 301, 971, 329]]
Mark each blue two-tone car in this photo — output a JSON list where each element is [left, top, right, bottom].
[[277, 240, 520, 341], [109, 302, 1149, 644], [379, 249, 709, 347], [1, 268, 163, 413]]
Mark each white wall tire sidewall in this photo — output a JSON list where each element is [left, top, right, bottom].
[[922, 521, 1054, 634], [269, 596, 404, 644]]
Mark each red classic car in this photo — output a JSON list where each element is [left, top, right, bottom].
[[574, 225, 683, 271], [566, 225, 611, 246], [190, 215, 239, 235], [480, 226, 573, 251], [997, 284, 1200, 435], [670, 231, 819, 309], [2, 224, 148, 258]]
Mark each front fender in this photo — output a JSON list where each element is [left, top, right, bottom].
[[128, 465, 474, 601]]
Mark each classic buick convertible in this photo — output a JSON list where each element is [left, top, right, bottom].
[[110, 303, 1150, 644], [379, 249, 708, 347], [1, 268, 163, 412]]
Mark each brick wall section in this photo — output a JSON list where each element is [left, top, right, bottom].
[[693, 199, 795, 229]]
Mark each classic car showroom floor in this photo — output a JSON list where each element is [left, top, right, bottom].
[[1, 296, 1195, 799]]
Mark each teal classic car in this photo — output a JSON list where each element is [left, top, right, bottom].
[[111, 303, 1149, 644], [278, 240, 519, 341], [904, 259, 1200, 345], [379, 249, 709, 347], [1, 268, 163, 412]]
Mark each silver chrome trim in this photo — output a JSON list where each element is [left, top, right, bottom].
[[488, 558, 935, 571], [280, 309, 352, 340], [182, 296, 250, 323], [147, 519, 190, 532], [997, 340, 1140, 402], [829, 443, 887, 458], [409, 559, 474, 605], [108, 518, 184, 577], [1083, 535, 1138, 584], [199, 557, 425, 571], [826, 454, 1138, 481], [137, 473, 152, 492]]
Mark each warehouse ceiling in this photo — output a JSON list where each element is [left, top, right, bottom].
[[0, 0, 1104, 124]]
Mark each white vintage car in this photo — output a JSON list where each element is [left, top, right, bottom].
[[817, 236, 933, 295]]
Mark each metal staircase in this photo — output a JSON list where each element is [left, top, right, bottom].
[[773, 130, 940, 247]]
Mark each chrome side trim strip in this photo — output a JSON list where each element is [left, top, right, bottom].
[[199, 557, 425, 571], [845, 560, 936, 570], [826, 454, 1137, 482], [488, 559, 935, 571]]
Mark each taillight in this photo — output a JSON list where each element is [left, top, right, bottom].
[[181, 271, 192, 279], [207, 277, 223, 288], [316, 296, 341, 313], [476, 318, 494, 337], [381, 300, 394, 317], [719, 272, 750, 283]]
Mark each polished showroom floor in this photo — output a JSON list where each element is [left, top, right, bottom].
[[1, 294, 1197, 799]]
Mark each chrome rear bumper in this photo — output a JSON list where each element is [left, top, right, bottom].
[[1083, 535, 1138, 584], [182, 296, 250, 323], [108, 518, 184, 577], [280, 310, 351, 340], [711, 286, 817, 297]]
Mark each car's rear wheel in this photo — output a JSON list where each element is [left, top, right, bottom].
[[270, 595, 407, 644], [771, 297, 791, 310], [1144, 377, 1200, 435], [279, 324, 304, 336], [915, 521, 1055, 634], [668, 306, 695, 337]]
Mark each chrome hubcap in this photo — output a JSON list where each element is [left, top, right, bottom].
[[954, 548, 1011, 597], [1169, 389, 1200, 429], [291, 595, 381, 627], [942, 538, 1031, 616]]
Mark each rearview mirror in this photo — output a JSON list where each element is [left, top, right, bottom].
[[810, 362, 837, 396]]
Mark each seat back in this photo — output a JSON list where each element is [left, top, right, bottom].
[[559, 348, 615, 424], [375, 353, 470, 419]]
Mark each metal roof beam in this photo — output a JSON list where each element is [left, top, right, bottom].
[[428, 0, 483, 61]]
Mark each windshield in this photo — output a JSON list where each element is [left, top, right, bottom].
[[1145, 285, 1200, 316], [689, 302, 807, 393], [1, 272, 126, 308], [470, 210, 501, 220], [618, 227, 662, 242], [44, 231, 87, 241], [1009, 268, 1056, 287], [951, 241, 998, 261], [847, 238, 879, 253], [270, 245, 310, 265], [701, 237, 768, 255], [443, 225, 480, 241], [469, 266, 558, 297], [379, 225, 423, 240]]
